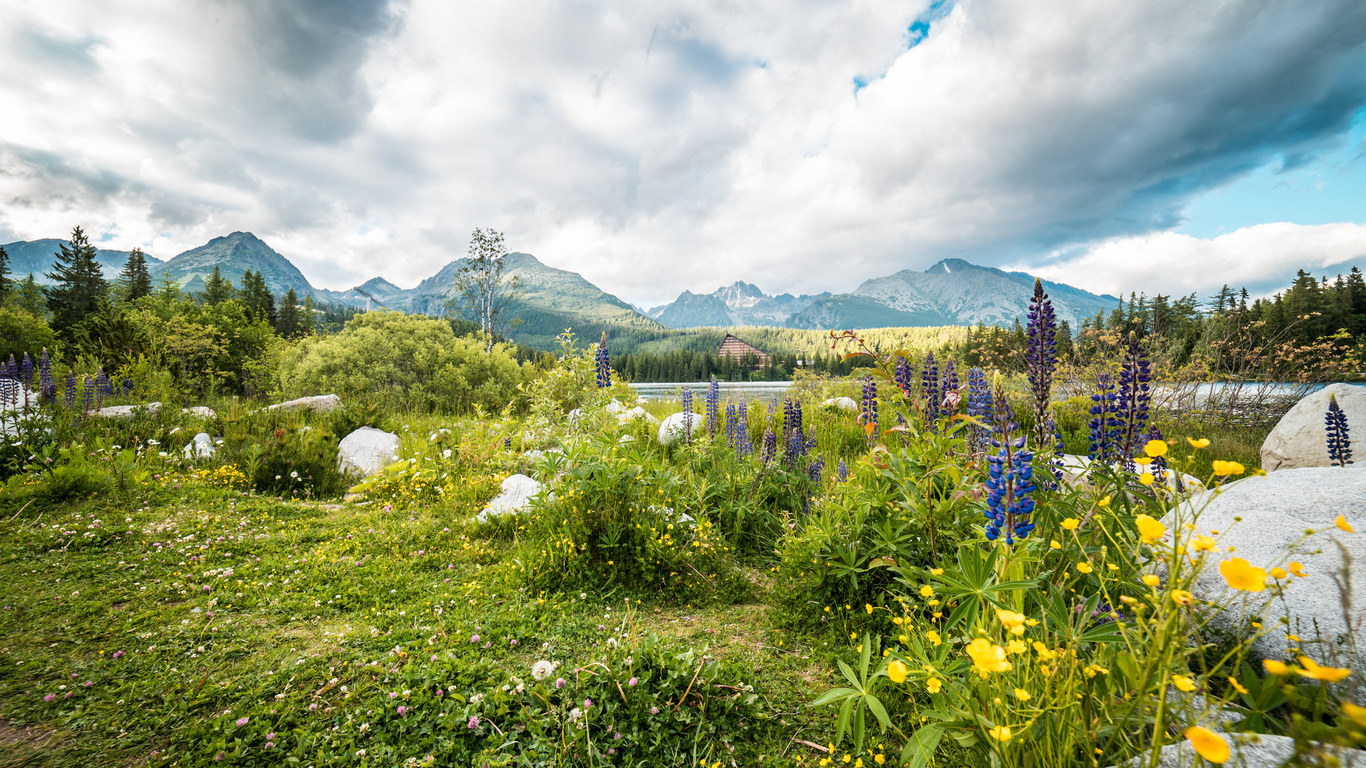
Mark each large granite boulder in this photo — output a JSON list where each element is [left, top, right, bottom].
[[616, 406, 659, 425], [822, 397, 859, 413], [182, 433, 215, 460], [338, 427, 400, 477], [657, 412, 702, 446], [1120, 733, 1365, 767], [1262, 383, 1366, 471], [1166, 465, 1366, 662], [0, 381, 38, 413], [476, 474, 544, 522], [95, 402, 163, 419], [267, 394, 342, 413]]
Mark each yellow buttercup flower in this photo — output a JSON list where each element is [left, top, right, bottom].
[[996, 608, 1027, 634], [1032, 642, 1057, 660], [1342, 701, 1366, 727], [1228, 676, 1249, 695], [1050, 540, 1062, 550], [1172, 675, 1196, 692], [1062, 518, 1080, 530], [1076, 562, 1094, 574], [930, 568, 944, 575], [1212, 460, 1244, 477], [1262, 660, 1289, 676], [919, 585, 935, 598], [988, 725, 1012, 742], [1187, 437, 1211, 449], [1007, 639, 1027, 655], [1172, 590, 1194, 606], [1013, 688, 1031, 701], [1192, 535, 1217, 553], [1098, 495, 1112, 507], [966, 639, 1012, 674], [1336, 515, 1354, 533], [1144, 439, 1169, 457], [1185, 726, 1229, 764], [1142, 574, 1160, 587], [1219, 557, 1267, 592], [1297, 656, 1351, 682], [1135, 514, 1166, 544], [886, 659, 907, 684], [925, 677, 942, 693], [1134, 457, 1153, 466], [1138, 473, 1155, 485], [1269, 567, 1287, 580], [926, 631, 942, 646], [1288, 561, 1308, 578]]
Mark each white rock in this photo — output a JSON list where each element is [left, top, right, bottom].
[[0, 382, 39, 414], [1119, 733, 1366, 767], [267, 394, 342, 413], [1166, 466, 1366, 663], [822, 396, 859, 413], [605, 400, 625, 415], [337, 427, 400, 477], [182, 433, 215, 460], [94, 402, 162, 419], [182, 406, 218, 419], [476, 474, 544, 522], [1055, 454, 1203, 493], [1262, 383, 1366, 471], [616, 406, 659, 425], [657, 412, 702, 446]]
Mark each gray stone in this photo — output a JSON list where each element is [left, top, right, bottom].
[[1120, 733, 1365, 767], [657, 412, 702, 446], [337, 427, 400, 477], [182, 406, 218, 419], [1262, 383, 1366, 471], [476, 474, 544, 522], [267, 394, 342, 413], [1166, 466, 1366, 662], [822, 396, 859, 413], [94, 402, 162, 419], [616, 406, 659, 425], [0, 382, 39, 414], [182, 433, 215, 460], [1057, 454, 1203, 493]]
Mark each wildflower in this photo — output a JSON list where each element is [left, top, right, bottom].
[[1262, 660, 1289, 676], [988, 725, 1012, 742], [886, 660, 907, 684], [1211, 460, 1244, 477], [1288, 561, 1308, 578], [1013, 688, 1031, 701], [1050, 540, 1061, 549], [925, 678, 942, 693], [1144, 439, 1168, 457], [1032, 642, 1057, 660], [1172, 676, 1196, 692], [1025, 279, 1058, 449], [967, 367, 993, 451], [860, 375, 879, 440], [235, 717, 249, 727], [1297, 657, 1351, 682], [1192, 536, 1217, 553], [1228, 677, 1249, 695], [1187, 437, 1210, 448], [1219, 558, 1267, 592], [983, 388, 1036, 545], [966, 639, 1012, 674], [1183, 727, 1230, 764], [532, 660, 555, 680], [1061, 518, 1079, 530], [1089, 371, 1120, 463], [926, 631, 942, 646], [594, 332, 611, 388], [919, 585, 934, 598], [1142, 574, 1160, 587], [1336, 515, 1354, 533], [1138, 473, 1155, 486], [650, 706, 659, 714], [1135, 514, 1165, 544], [1269, 567, 1287, 579], [1326, 393, 1353, 467], [1076, 562, 1093, 574], [1115, 334, 1152, 468], [1171, 590, 1194, 606], [1342, 702, 1366, 727], [995, 608, 1026, 635]]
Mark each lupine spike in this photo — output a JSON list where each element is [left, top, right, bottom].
[[65, 371, 76, 408], [921, 352, 940, 426], [705, 375, 720, 437], [681, 388, 695, 443], [967, 367, 993, 453], [1115, 333, 1152, 469], [760, 427, 776, 465], [807, 456, 825, 484], [20, 353, 33, 387], [837, 459, 848, 482], [39, 349, 53, 402], [939, 359, 960, 415], [83, 375, 95, 413], [737, 400, 752, 458], [860, 374, 878, 442], [894, 356, 914, 397], [725, 400, 738, 449], [1088, 371, 1120, 464], [1146, 424, 1169, 481], [1327, 393, 1353, 467], [1025, 279, 1058, 449], [594, 331, 611, 388], [984, 385, 1036, 545]]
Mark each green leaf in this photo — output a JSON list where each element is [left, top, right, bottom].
[[811, 688, 858, 707], [900, 725, 944, 768], [838, 660, 862, 689], [864, 694, 891, 731]]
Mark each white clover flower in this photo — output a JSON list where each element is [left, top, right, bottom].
[[532, 660, 555, 681], [568, 707, 583, 723]]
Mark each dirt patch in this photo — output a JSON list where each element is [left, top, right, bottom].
[[0, 718, 60, 750]]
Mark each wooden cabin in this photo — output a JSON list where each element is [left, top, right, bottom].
[[717, 334, 771, 365]]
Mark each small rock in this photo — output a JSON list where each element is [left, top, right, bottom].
[[94, 402, 162, 419], [1262, 383, 1366, 471], [182, 406, 218, 419], [182, 433, 215, 460], [657, 412, 702, 446], [1117, 732, 1366, 767], [337, 427, 400, 477], [822, 396, 859, 413], [267, 394, 342, 413], [477, 474, 544, 522], [617, 406, 659, 425]]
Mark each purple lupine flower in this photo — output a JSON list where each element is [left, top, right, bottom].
[[121, 378, 134, 396], [837, 459, 848, 482], [82, 375, 95, 413], [1327, 393, 1353, 467], [705, 376, 720, 437], [807, 456, 825, 484], [939, 359, 959, 415], [967, 367, 993, 454], [1025, 279, 1058, 449], [3, 355, 14, 380], [737, 399, 752, 458], [759, 427, 776, 465], [893, 355, 913, 397], [20, 352, 33, 387], [39, 349, 54, 402], [984, 386, 1035, 545], [1088, 371, 1120, 464], [725, 400, 738, 449], [64, 371, 76, 409], [1114, 333, 1152, 469], [921, 352, 940, 426], [595, 331, 611, 388], [681, 388, 694, 443], [859, 375, 878, 441]]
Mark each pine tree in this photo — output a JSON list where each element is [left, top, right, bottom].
[[302, 293, 317, 335], [240, 270, 277, 324], [12, 275, 47, 317], [118, 247, 153, 302], [199, 265, 235, 305], [276, 288, 301, 338], [45, 226, 109, 340], [0, 244, 10, 300]]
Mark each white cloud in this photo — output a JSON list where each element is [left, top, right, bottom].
[[1, 0, 1365, 307]]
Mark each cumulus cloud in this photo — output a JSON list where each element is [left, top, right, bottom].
[[0, 0, 1364, 306]]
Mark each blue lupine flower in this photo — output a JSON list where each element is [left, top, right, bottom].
[[3, 355, 14, 379], [1327, 393, 1353, 467], [681, 388, 695, 443], [705, 376, 720, 437], [807, 456, 825, 484], [1025, 278, 1058, 448], [921, 352, 939, 424], [836, 459, 848, 482], [1088, 372, 1120, 464], [737, 400, 752, 458], [82, 375, 95, 413], [967, 367, 993, 453], [39, 349, 53, 402], [122, 378, 134, 396], [760, 427, 776, 464], [726, 401, 738, 449], [20, 353, 32, 387], [594, 332, 611, 388], [940, 359, 959, 415], [1115, 334, 1152, 469], [984, 387, 1035, 545], [860, 374, 878, 441], [894, 356, 914, 397], [96, 368, 112, 397], [64, 372, 76, 409]]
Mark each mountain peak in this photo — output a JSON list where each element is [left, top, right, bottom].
[[924, 258, 983, 275]]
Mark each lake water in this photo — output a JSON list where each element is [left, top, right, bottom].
[[630, 381, 794, 402]]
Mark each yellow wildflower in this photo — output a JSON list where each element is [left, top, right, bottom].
[[1288, 561, 1308, 578], [996, 608, 1027, 635], [1076, 562, 1094, 574], [1172, 590, 1194, 606], [1061, 518, 1080, 530], [1336, 515, 1355, 533], [1185, 726, 1229, 764], [919, 585, 934, 598], [988, 725, 1012, 742], [1297, 657, 1351, 682], [966, 639, 1012, 674], [1219, 558, 1267, 592], [1262, 660, 1289, 676], [1187, 437, 1211, 449], [1050, 540, 1062, 550], [925, 677, 942, 693], [1212, 460, 1244, 477], [1135, 514, 1166, 544], [926, 631, 942, 646], [1228, 676, 1249, 695], [1013, 688, 1031, 701], [886, 659, 907, 684], [1142, 574, 1160, 587], [1172, 675, 1196, 692], [1342, 701, 1366, 727], [1192, 535, 1217, 553], [1269, 567, 1287, 580], [1144, 439, 1169, 457]]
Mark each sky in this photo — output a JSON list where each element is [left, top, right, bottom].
[[2, 0, 1365, 309]]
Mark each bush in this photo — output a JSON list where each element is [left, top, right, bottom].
[[276, 310, 524, 413], [0, 307, 56, 362]]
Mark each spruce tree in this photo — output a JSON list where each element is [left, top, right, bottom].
[[277, 288, 301, 338], [118, 247, 153, 302], [199, 265, 235, 305], [0, 244, 10, 300], [45, 226, 109, 340], [240, 270, 277, 324], [302, 293, 317, 334]]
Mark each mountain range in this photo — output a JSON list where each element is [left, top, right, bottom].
[[2, 232, 1119, 347]]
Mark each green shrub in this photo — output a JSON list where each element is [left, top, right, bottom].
[[0, 307, 56, 362], [275, 310, 524, 413]]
